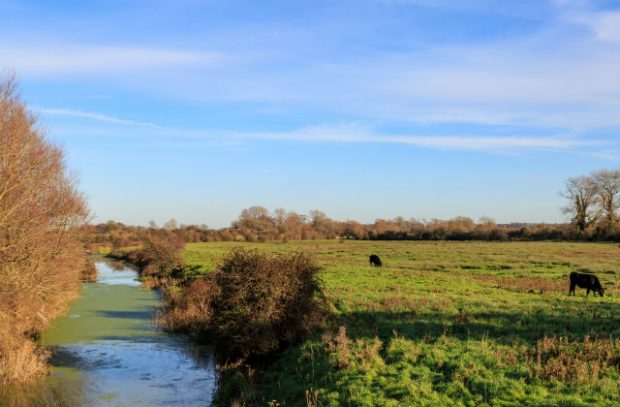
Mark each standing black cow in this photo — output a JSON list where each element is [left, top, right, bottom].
[[569, 271, 604, 297], [369, 254, 382, 267]]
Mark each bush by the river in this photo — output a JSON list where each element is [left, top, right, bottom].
[[109, 236, 186, 285], [159, 248, 326, 362], [81, 257, 98, 282]]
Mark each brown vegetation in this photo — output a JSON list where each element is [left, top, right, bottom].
[[0, 75, 88, 384], [160, 248, 326, 361], [468, 274, 566, 293], [82, 207, 598, 251], [108, 235, 186, 286], [323, 326, 385, 372], [131, 236, 185, 279], [79, 169, 620, 249], [81, 257, 98, 282], [158, 249, 326, 404], [504, 336, 620, 385]]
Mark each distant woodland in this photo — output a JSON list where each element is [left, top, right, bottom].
[[82, 174, 620, 251]]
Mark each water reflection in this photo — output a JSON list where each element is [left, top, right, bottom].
[[95, 259, 141, 286], [0, 373, 86, 407], [52, 339, 214, 406], [1, 260, 216, 407]]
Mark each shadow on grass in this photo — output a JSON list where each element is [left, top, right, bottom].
[[340, 300, 620, 344]]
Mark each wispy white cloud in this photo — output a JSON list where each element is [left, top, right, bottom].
[[112, 24, 620, 131], [368, 0, 556, 18], [553, 0, 620, 43], [585, 150, 620, 160], [238, 124, 592, 152], [9, 1, 620, 134], [38, 108, 159, 127], [552, 0, 592, 8], [567, 10, 620, 42], [47, 115, 599, 154], [0, 45, 221, 75]]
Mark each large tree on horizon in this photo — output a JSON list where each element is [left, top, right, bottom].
[[592, 169, 620, 234], [562, 175, 599, 234]]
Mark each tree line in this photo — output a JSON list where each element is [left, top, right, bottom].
[[83, 204, 619, 252], [82, 169, 620, 251]]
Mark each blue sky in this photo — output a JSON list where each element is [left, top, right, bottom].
[[1, 0, 619, 227]]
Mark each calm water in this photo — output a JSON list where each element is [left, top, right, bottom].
[[1, 259, 216, 407]]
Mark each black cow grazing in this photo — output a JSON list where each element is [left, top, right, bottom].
[[569, 272, 604, 297], [369, 254, 382, 267]]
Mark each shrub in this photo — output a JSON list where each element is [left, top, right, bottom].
[[161, 248, 326, 362], [117, 236, 185, 281], [157, 278, 214, 333], [141, 237, 184, 277]]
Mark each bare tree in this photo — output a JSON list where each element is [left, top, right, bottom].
[[163, 218, 178, 230], [234, 206, 277, 241], [240, 206, 270, 221], [273, 208, 287, 230], [561, 175, 599, 233], [0, 75, 88, 383], [592, 169, 620, 233], [282, 211, 305, 241], [310, 210, 336, 238]]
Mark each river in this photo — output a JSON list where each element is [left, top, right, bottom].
[[2, 258, 216, 407]]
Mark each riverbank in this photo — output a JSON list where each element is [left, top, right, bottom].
[[0, 259, 216, 407], [106, 243, 328, 406]]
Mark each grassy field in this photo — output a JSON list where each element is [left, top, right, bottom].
[[185, 240, 620, 406]]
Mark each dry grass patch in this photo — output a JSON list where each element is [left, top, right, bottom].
[[468, 274, 566, 293]]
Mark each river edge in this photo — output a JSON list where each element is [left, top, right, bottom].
[[0, 258, 217, 407]]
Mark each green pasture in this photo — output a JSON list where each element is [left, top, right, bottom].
[[185, 241, 620, 406]]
